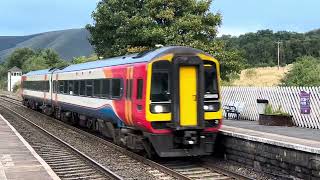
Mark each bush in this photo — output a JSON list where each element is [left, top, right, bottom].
[[244, 69, 257, 79], [264, 104, 290, 116], [13, 83, 21, 93], [280, 56, 320, 86]]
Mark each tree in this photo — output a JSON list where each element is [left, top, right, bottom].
[[219, 29, 320, 67], [280, 56, 320, 86], [215, 50, 246, 81], [22, 56, 49, 72], [86, 0, 246, 81], [0, 64, 7, 89], [71, 54, 99, 64], [5, 48, 35, 69], [40, 49, 62, 67], [86, 0, 222, 58]]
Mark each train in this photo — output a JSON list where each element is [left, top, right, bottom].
[[21, 46, 222, 158]]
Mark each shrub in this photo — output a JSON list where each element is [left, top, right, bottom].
[[280, 56, 320, 86], [244, 69, 257, 79], [264, 104, 290, 116], [12, 82, 21, 93]]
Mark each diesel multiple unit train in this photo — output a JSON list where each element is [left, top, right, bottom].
[[21, 46, 222, 157]]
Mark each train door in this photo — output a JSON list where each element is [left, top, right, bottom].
[[131, 65, 145, 125], [172, 56, 204, 129], [124, 66, 134, 126], [179, 66, 198, 126]]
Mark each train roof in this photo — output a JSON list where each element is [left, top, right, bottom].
[[24, 46, 206, 76]]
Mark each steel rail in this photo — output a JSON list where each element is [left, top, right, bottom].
[[0, 98, 123, 180], [1, 95, 254, 180]]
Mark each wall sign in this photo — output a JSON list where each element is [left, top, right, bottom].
[[300, 91, 311, 114]]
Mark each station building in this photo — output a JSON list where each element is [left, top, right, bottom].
[[7, 66, 22, 92]]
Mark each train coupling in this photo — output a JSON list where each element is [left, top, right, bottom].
[[183, 131, 198, 145]]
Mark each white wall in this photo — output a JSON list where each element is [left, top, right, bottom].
[[7, 72, 22, 91]]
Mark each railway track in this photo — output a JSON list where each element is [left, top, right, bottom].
[[0, 97, 122, 180], [0, 95, 253, 180]]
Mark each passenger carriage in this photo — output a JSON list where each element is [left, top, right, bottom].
[[21, 46, 222, 157]]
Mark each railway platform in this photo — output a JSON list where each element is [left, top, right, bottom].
[[221, 119, 320, 153], [219, 119, 320, 179], [0, 115, 59, 180]]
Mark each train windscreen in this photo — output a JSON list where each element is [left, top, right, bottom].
[[151, 61, 171, 102], [150, 61, 171, 113], [204, 61, 219, 99]]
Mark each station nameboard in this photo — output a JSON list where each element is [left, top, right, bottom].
[[300, 91, 311, 114]]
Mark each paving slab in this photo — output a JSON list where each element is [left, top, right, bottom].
[[0, 114, 60, 180], [221, 119, 320, 154]]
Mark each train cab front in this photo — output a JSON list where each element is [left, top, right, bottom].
[[144, 49, 223, 157]]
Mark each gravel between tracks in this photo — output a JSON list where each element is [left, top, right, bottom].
[[0, 99, 175, 180], [0, 108, 112, 180]]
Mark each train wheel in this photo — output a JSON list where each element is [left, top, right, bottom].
[[114, 129, 122, 146], [69, 112, 78, 125], [86, 119, 95, 130], [54, 108, 61, 120], [94, 121, 99, 132], [60, 112, 68, 122]]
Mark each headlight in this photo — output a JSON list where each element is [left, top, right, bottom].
[[204, 105, 215, 111], [154, 105, 164, 113], [150, 104, 171, 113], [204, 102, 220, 112]]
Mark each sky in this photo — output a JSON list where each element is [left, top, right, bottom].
[[0, 0, 99, 36], [0, 0, 320, 36], [211, 0, 320, 36]]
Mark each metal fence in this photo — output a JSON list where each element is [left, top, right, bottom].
[[221, 86, 320, 129]]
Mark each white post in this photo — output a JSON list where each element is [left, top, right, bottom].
[[276, 41, 282, 70], [7, 72, 11, 91]]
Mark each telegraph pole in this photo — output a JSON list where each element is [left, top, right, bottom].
[[276, 41, 282, 70]]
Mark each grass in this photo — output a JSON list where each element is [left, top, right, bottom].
[[231, 65, 292, 87]]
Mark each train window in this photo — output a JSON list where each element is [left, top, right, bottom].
[[74, 81, 79, 95], [39, 81, 42, 91], [204, 61, 219, 99], [125, 79, 133, 100], [86, 80, 93, 97], [111, 79, 122, 99], [63, 81, 68, 94], [68, 80, 74, 95], [45, 81, 49, 92], [59, 81, 64, 94], [23, 81, 27, 89], [36, 82, 39, 91], [53, 81, 56, 93], [129, 79, 133, 99], [126, 80, 129, 99], [79, 80, 86, 96], [151, 61, 171, 102], [101, 79, 110, 98], [93, 79, 101, 97], [137, 79, 143, 99]]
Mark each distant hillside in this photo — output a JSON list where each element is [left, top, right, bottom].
[[0, 28, 94, 62]]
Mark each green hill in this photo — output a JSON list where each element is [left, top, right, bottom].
[[0, 28, 94, 62]]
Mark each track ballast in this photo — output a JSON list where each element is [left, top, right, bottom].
[[0, 95, 253, 180]]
